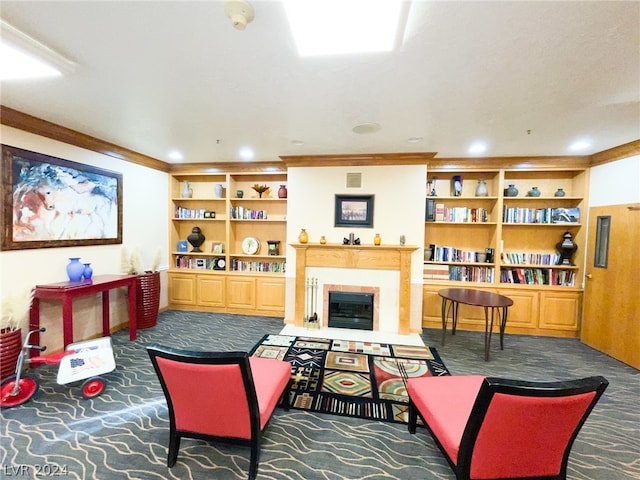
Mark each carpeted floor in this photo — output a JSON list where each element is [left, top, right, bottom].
[[250, 334, 449, 424], [1, 310, 639, 480]]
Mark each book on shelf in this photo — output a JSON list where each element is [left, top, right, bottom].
[[551, 207, 580, 224], [425, 198, 436, 222], [434, 203, 445, 222], [423, 263, 449, 280]]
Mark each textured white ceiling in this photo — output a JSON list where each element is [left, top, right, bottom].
[[1, 1, 638, 164]]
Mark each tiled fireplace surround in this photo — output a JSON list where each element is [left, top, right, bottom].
[[291, 244, 418, 334]]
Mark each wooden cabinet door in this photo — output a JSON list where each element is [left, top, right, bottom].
[[168, 273, 196, 305], [421, 286, 443, 327], [496, 288, 538, 330], [226, 276, 256, 310], [197, 275, 226, 307], [256, 277, 285, 313], [539, 291, 581, 332]]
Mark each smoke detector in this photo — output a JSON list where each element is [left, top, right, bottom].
[[224, 0, 255, 30]]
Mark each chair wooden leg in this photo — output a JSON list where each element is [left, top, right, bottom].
[[249, 437, 260, 480], [408, 400, 418, 434], [168, 432, 181, 467]]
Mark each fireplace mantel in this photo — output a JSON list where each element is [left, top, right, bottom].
[[291, 243, 419, 334]]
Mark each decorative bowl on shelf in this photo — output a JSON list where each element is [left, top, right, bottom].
[[252, 184, 270, 198]]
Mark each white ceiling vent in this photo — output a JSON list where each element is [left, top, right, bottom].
[[346, 172, 362, 188]]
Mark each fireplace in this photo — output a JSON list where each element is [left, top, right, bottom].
[[328, 291, 374, 331]]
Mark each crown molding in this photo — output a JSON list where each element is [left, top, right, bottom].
[[589, 139, 640, 167], [0, 105, 170, 172]]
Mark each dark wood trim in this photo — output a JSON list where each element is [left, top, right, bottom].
[[280, 152, 436, 167], [0, 105, 170, 172], [589, 139, 640, 167]]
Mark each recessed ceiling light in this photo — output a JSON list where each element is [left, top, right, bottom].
[[352, 123, 381, 135], [167, 150, 183, 161], [468, 141, 488, 155], [283, 0, 406, 57], [568, 139, 592, 152], [407, 137, 423, 144], [239, 146, 255, 161], [291, 140, 305, 146]]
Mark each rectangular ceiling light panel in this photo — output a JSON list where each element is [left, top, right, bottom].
[[284, 0, 407, 56]]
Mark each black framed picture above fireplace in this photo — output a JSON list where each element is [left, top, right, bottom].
[[334, 194, 374, 228]]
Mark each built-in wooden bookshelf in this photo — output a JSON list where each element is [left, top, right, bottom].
[[168, 171, 287, 315], [422, 167, 589, 337]]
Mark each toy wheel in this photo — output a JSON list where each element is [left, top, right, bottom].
[[81, 376, 105, 399], [0, 375, 38, 409]]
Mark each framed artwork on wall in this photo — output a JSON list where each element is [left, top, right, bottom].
[[1, 144, 123, 250], [334, 194, 374, 228]]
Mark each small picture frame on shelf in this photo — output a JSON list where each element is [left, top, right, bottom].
[[177, 240, 188, 252], [203, 210, 216, 218], [194, 258, 207, 269], [211, 241, 224, 253]]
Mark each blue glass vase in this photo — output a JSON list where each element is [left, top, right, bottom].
[[83, 263, 93, 280], [66, 258, 84, 282]]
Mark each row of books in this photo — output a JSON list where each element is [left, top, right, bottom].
[[430, 246, 491, 263], [499, 268, 576, 286], [425, 199, 489, 223], [174, 256, 221, 269], [229, 206, 269, 220], [502, 207, 580, 224], [448, 266, 495, 282], [423, 263, 495, 282], [502, 252, 562, 265], [174, 207, 216, 219], [231, 259, 286, 273]]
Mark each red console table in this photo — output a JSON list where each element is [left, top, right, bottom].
[[29, 274, 138, 353]]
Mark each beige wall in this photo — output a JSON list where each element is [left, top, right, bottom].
[[589, 155, 640, 206], [0, 126, 169, 352]]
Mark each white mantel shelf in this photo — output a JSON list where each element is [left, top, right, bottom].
[[290, 243, 419, 334]]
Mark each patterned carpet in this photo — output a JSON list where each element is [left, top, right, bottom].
[[250, 334, 449, 423], [1, 310, 639, 480]]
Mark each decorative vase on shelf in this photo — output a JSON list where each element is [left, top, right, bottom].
[[236, 190, 244, 198], [214, 184, 224, 198], [82, 263, 93, 280], [374, 233, 381, 245], [187, 226, 206, 252], [278, 185, 288, 199], [298, 229, 308, 244], [527, 186, 541, 197], [475, 179, 488, 197], [319, 236, 327, 245], [181, 181, 193, 199], [554, 188, 566, 197], [66, 258, 85, 282], [504, 184, 519, 197], [556, 231, 578, 266]]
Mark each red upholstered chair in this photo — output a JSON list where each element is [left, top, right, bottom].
[[405, 375, 608, 480], [147, 344, 292, 480]]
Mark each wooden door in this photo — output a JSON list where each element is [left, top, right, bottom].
[[582, 204, 640, 368]]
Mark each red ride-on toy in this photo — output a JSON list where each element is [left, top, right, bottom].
[[0, 328, 116, 409]]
